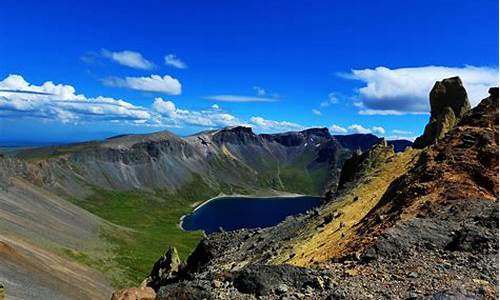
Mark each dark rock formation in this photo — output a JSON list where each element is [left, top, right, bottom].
[[143, 247, 181, 290], [414, 77, 471, 148], [232, 264, 320, 296], [182, 239, 218, 277]]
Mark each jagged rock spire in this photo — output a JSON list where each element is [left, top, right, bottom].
[[413, 76, 471, 148]]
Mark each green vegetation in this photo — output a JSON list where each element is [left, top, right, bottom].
[[62, 154, 331, 287], [68, 175, 219, 286]]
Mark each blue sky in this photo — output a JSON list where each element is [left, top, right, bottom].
[[0, 0, 498, 144]]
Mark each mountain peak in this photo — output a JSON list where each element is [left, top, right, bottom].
[[299, 127, 331, 138], [217, 126, 254, 134], [211, 126, 259, 145]]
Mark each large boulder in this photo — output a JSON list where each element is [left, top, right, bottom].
[[414, 77, 471, 148]]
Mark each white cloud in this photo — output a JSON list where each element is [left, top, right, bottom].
[[0, 75, 309, 133], [345, 65, 498, 115], [347, 124, 372, 134], [102, 74, 181, 95], [392, 129, 412, 135], [152, 97, 177, 118], [371, 126, 385, 135], [358, 109, 406, 116], [164, 54, 187, 69], [101, 49, 154, 70], [152, 97, 244, 127], [205, 95, 276, 102], [0, 74, 151, 123], [330, 124, 348, 134], [312, 109, 322, 116], [249, 116, 303, 132], [387, 135, 417, 141]]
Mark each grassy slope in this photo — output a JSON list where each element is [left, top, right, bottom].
[[281, 148, 421, 266], [67, 174, 283, 287], [68, 177, 214, 286], [55, 147, 335, 287]]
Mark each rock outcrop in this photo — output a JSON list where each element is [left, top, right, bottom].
[[413, 76, 471, 148], [142, 247, 181, 290]]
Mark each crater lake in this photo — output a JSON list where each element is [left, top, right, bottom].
[[181, 195, 321, 234]]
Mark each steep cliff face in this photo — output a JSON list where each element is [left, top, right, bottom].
[[135, 83, 498, 299]]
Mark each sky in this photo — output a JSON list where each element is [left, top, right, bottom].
[[0, 0, 498, 144]]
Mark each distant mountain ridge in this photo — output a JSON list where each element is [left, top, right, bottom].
[[334, 133, 413, 152], [10, 126, 409, 197]]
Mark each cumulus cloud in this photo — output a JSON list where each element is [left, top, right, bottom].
[[330, 124, 348, 134], [312, 109, 322, 116], [101, 49, 154, 70], [205, 95, 276, 102], [152, 97, 177, 118], [0, 74, 151, 123], [345, 65, 498, 115], [102, 74, 182, 95], [1, 75, 309, 134], [152, 97, 243, 127], [249, 116, 303, 132], [371, 126, 385, 135], [347, 124, 372, 134], [164, 54, 187, 69], [329, 123, 386, 135]]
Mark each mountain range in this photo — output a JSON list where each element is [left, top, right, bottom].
[[0, 117, 410, 299]]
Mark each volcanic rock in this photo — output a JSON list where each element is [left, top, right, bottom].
[[143, 247, 181, 290], [414, 77, 471, 148]]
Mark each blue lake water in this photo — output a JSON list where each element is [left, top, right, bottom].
[[181, 196, 321, 234]]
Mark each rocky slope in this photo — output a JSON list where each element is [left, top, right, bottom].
[[0, 171, 114, 299], [125, 79, 498, 299]]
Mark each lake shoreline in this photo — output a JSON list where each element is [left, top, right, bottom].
[[178, 192, 318, 232]]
